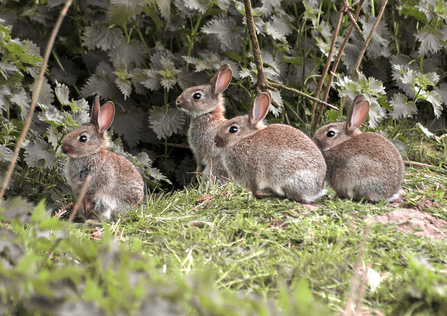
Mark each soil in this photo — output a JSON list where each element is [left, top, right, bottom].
[[374, 207, 447, 239]]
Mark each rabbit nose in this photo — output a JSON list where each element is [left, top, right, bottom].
[[176, 98, 181, 106], [214, 136, 223, 147]]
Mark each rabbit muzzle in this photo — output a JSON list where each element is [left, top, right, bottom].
[[176, 97, 187, 110], [62, 143, 75, 156], [214, 135, 224, 148]]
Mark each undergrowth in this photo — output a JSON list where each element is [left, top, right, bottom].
[[1, 165, 446, 315]]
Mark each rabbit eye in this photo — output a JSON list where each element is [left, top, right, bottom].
[[193, 93, 202, 100], [326, 131, 335, 137], [79, 135, 87, 143], [229, 126, 238, 133]]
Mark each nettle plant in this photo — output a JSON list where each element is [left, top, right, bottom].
[[1, 0, 446, 199]]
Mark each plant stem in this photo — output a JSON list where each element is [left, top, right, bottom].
[[313, 0, 365, 130], [0, 0, 73, 200]]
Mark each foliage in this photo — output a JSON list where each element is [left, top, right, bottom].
[[0, 196, 334, 315], [1, 0, 446, 196]]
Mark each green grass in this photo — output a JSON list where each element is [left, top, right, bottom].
[[71, 165, 447, 315], [2, 162, 446, 315]]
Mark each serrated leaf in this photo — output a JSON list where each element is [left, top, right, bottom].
[[46, 125, 60, 149], [389, 93, 418, 119], [183, 0, 208, 13], [424, 90, 443, 118], [130, 67, 149, 94], [115, 77, 132, 99], [108, 39, 147, 67], [38, 103, 65, 126], [157, 0, 171, 21], [415, 26, 444, 56], [112, 108, 144, 147], [0, 61, 20, 80], [107, 0, 145, 25], [202, 17, 244, 52], [265, 14, 294, 41], [31, 77, 54, 106], [142, 69, 161, 90], [10, 88, 31, 120], [268, 90, 283, 117], [82, 24, 125, 51], [24, 138, 57, 169], [0, 144, 13, 163], [54, 81, 70, 105], [149, 107, 186, 140], [360, 16, 391, 58], [81, 62, 119, 99], [157, 57, 180, 91]]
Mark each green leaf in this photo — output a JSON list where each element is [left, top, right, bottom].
[[24, 138, 57, 169], [112, 108, 144, 147], [148, 106, 186, 140], [82, 24, 125, 51], [157, 0, 171, 21], [108, 39, 147, 67], [107, 0, 146, 25]]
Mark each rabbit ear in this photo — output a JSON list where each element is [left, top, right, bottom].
[[211, 64, 232, 95], [91, 97, 115, 133], [346, 95, 369, 136], [249, 92, 271, 127]]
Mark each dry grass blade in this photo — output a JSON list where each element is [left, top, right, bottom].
[[39, 174, 92, 271], [344, 221, 372, 316]]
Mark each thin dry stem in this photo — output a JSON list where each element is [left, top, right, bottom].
[[0, 0, 74, 199], [310, 5, 344, 122], [344, 221, 372, 316], [39, 173, 91, 271], [313, 0, 364, 131], [339, 0, 389, 110], [243, 0, 337, 111], [404, 160, 439, 170]]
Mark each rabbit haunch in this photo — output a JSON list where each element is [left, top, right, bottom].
[[62, 98, 144, 221], [176, 64, 233, 181], [215, 92, 327, 203], [312, 95, 405, 202]]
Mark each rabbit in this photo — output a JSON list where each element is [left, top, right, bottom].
[[214, 92, 327, 203], [176, 64, 233, 182], [62, 97, 144, 221], [312, 94, 405, 202]]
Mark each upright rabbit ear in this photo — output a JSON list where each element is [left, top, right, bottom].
[[249, 92, 271, 128], [346, 95, 369, 136], [91, 97, 115, 133], [97, 101, 115, 133], [210, 64, 232, 95]]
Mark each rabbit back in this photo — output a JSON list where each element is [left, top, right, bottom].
[[221, 124, 327, 203], [323, 132, 405, 202]]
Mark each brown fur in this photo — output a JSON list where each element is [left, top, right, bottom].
[[312, 95, 405, 202], [176, 64, 233, 182], [62, 98, 144, 221], [215, 92, 327, 203]]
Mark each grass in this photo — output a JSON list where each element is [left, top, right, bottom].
[[69, 164, 447, 315]]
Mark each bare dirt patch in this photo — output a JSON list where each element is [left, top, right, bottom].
[[374, 208, 447, 239]]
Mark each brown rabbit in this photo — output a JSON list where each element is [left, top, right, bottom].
[[214, 92, 327, 203], [176, 64, 233, 182], [312, 95, 405, 202], [62, 97, 144, 221]]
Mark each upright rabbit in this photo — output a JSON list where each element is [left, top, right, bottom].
[[176, 64, 233, 182], [62, 97, 144, 221], [214, 92, 327, 203], [312, 95, 405, 202]]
